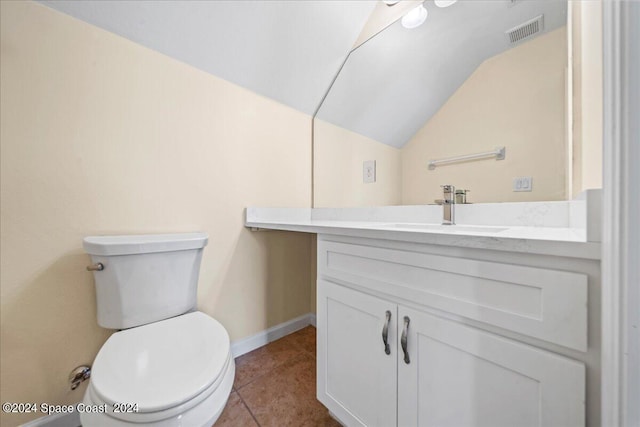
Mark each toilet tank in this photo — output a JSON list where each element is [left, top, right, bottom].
[[83, 233, 208, 329]]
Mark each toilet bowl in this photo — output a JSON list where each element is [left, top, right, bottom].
[[81, 233, 233, 426], [80, 312, 234, 427]]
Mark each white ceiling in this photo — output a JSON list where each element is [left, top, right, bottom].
[[316, 0, 568, 148], [39, 0, 377, 116]]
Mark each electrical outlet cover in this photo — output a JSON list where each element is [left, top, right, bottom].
[[363, 160, 376, 183], [513, 176, 533, 192]]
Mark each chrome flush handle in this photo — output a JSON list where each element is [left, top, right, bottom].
[[382, 310, 391, 355], [86, 262, 104, 271]]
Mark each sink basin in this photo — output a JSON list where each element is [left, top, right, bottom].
[[381, 223, 509, 233]]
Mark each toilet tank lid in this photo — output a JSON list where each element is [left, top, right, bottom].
[[83, 232, 208, 256]]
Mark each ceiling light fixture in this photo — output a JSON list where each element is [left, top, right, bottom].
[[434, 0, 457, 7], [401, 3, 428, 29]]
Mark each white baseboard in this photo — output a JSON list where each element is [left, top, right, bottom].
[[231, 312, 315, 358], [21, 411, 80, 427]]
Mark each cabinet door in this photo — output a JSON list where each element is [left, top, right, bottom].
[[317, 279, 397, 427], [397, 306, 585, 427]]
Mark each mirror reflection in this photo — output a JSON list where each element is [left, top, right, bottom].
[[314, 0, 602, 208]]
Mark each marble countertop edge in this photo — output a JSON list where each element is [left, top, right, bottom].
[[244, 218, 601, 260]]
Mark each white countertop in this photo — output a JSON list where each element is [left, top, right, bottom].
[[245, 197, 602, 260]]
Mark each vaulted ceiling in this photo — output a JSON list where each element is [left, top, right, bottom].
[[39, 1, 567, 148], [316, 0, 568, 148], [39, 0, 377, 116]]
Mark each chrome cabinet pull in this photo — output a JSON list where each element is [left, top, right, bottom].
[[401, 316, 410, 364], [382, 310, 391, 355]]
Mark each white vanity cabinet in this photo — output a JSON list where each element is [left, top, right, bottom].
[[397, 306, 584, 427], [317, 235, 590, 427], [317, 280, 397, 427]]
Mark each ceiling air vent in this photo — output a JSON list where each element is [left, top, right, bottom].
[[505, 15, 544, 45]]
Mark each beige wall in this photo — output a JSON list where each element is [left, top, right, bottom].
[[314, 118, 401, 207], [402, 28, 568, 204], [571, 0, 603, 197], [0, 2, 312, 425]]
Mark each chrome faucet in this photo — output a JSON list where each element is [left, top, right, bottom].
[[441, 185, 455, 225]]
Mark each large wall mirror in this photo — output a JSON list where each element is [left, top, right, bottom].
[[313, 0, 602, 207]]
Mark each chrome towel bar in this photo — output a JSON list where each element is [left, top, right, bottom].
[[428, 146, 505, 170]]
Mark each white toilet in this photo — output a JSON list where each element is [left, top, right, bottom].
[[80, 232, 234, 427]]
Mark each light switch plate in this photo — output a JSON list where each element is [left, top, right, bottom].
[[513, 176, 533, 192], [363, 160, 376, 183]]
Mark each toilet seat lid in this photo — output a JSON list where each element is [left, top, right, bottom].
[[91, 311, 230, 413]]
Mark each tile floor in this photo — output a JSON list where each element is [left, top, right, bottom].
[[216, 326, 341, 427]]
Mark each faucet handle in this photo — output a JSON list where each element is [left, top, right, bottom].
[[441, 184, 455, 193], [455, 189, 470, 204]]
